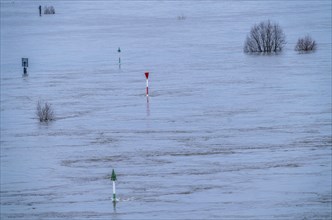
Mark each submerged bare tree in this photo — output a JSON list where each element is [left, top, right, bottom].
[[44, 6, 55, 14], [36, 100, 55, 122], [244, 20, 286, 53], [295, 35, 316, 52]]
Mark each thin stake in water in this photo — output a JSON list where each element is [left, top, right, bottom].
[[118, 47, 121, 67]]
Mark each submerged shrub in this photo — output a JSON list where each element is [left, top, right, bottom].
[[36, 100, 55, 122], [44, 6, 55, 14], [244, 20, 286, 53], [295, 35, 316, 52], [177, 15, 186, 20]]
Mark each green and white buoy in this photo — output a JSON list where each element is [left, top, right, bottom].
[[111, 169, 117, 202]]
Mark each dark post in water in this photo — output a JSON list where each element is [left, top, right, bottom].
[[118, 47, 121, 68], [39, 5, 42, 16], [22, 58, 28, 75]]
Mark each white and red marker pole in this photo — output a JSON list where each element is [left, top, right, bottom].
[[145, 72, 149, 97]]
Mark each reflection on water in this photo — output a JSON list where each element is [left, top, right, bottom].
[[146, 96, 150, 117]]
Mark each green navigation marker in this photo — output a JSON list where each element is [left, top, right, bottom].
[[111, 169, 117, 202], [111, 169, 117, 181]]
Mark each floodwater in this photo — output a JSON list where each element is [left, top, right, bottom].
[[1, 1, 331, 219]]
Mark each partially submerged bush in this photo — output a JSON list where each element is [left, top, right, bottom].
[[244, 20, 286, 53], [177, 15, 186, 20], [44, 6, 55, 14], [295, 35, 316, 52], [36, 100, 55, 122]]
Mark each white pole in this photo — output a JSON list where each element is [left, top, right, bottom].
[[112, 181, 116, 201], [146, 79, 149, 97]]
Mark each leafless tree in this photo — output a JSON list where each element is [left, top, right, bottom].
[[244, 20, 286, 53], [295, 35, 316, 52], [36, 100, 55, 122]]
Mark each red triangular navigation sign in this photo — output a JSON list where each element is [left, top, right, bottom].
[[145, 72, 149, 79]]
